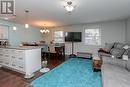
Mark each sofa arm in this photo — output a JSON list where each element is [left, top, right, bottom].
[[102, 56, 127, 68], [98, 52, 111, 58]]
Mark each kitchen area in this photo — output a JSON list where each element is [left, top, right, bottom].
[[0, 25, 65, 79], [0, 25, 42, 78]]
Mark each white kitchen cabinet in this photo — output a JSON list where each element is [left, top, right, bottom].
[[0, 47, 42, 78], [0, 26, 9, 39], [0, 48, 4, 66], [3, 49, 10, 67]]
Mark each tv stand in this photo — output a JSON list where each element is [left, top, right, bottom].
[[69, 41, 77, 58], [69, 54, 76, 58]]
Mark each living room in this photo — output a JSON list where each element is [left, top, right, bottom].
[[0, 0, 130, 87]]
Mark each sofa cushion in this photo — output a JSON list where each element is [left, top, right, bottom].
[[113, 42, 124, 49], [115, 43, 125, 49], [110, 48, 125, 58], [102, 64, 130, 87], [98, 52, 111, 57], [123, 45, 130, 49], [113, 42, 118, 48], [102, 56, 127, 68], [124, 48, 130, 58], [126, 59, 130, 71], [103, 43, 114, 52]]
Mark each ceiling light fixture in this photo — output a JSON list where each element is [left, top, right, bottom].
[[64, 0, 76, 13], [13, 26, 17, 31], [40, 24, 50, 34], [40, 29, 50, 34], [25, 23, 29, 29], [12, 15, 17, 31], [25, 10, 29, 29]]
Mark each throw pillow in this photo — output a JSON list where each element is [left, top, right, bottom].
[[98, 48, 110, 53], [115, 43, 125, 49], [123, 48, 130, 58], [122, 55, 129, 60], [110, 48, 125, 58], [113, 42, 118, 48], [103, 43, 114, 52], [123, 45, 129, 49]]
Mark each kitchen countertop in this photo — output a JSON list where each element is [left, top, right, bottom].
[[0, 46, 43, 50]]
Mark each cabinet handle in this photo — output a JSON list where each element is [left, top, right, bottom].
[[12, 56, 15, 58], [19, 66, 23, 68], [5, 55, 9, 57], [18, 58, 23, 60], [18, 51, 23, 53], [5, 62, 9, 64], [12, 64, 16, 66]]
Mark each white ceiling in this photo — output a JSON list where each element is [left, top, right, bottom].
[[2, 0, 130, 27]]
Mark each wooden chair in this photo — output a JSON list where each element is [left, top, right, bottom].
[[55, 46, 65, 61], [42, 43, 65, 61]]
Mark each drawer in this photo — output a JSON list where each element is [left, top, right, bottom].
[[10, 50, 17, 56], [0, 49, 4, 54], [0, 57, 3, 63], [4, 54, 10, 57], [3, 61, 10, 66], [3, 49, 10, 54], [11, 62, 17, 69], [16, 50, 24, 54], [17, 62, 25, 71], [17, 57, 24, 62], [11, 55, 16, 59], [4, 61, 9, 65], [10, 61, 16, 68], [17, 65, 24, 71], [0, 60, 3, 63], [0, 54, 3, 56], [10, 49, 16, 53]]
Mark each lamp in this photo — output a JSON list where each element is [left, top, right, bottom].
[[25, 10, 29, 29], [64, 0, 76, 13]]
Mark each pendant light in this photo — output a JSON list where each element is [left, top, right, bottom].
[[12, 15, 17, 31], [25, 10, 29, 29]]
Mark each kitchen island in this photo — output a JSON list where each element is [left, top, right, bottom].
[[0, 46, 42, 78]]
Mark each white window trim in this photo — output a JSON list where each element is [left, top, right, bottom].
[[54, 31, 64, 43], [84, 28, 101, 46]]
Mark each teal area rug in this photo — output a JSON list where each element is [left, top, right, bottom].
[[31, 58, 102, 87]]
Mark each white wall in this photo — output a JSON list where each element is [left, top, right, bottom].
[[126, 18, 130, 43], [0, 20, 44, 46], [44, 20, 126, 56]]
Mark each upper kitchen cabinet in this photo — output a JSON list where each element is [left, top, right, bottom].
[[0, 25, 9, 40]]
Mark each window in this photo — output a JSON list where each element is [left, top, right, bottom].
[[85, 29, 101, 45], [54, 31, 64, 43]]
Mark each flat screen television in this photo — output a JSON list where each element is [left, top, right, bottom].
[[65, 32, 82, 42]]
